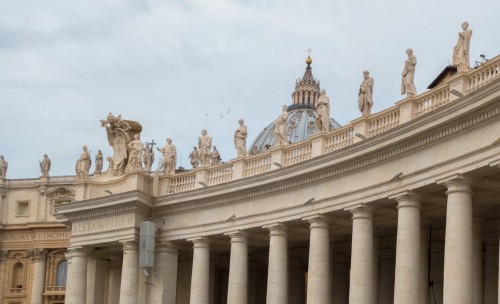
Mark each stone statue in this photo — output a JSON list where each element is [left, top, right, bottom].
[[189, 147, 199, 169], [143, 143, 154, 172], [127, 134, 143, 171], [234, 119, 248, 157], [0, 155, 8, 180], [250, 145, 260, 155], [157, 138, 176, 175], [401, 49, 417, 97], [453, 21, 472, 73], [357, 71, 374, 116], [316, 89, 330, 132], [39, 154, 51, 177], [198, 129, 212, 166], [211, 146, 221, 166], [76, 146, 91, 181], [94, 150, 103, 174], [100, 112, 143, 176], [274, 105, 289, 146]]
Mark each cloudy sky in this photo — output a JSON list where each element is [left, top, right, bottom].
[[1, 0, 499, 179]]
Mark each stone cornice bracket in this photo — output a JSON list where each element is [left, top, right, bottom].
[[0, 250, 8, 262], [27, 248, 48, 262]]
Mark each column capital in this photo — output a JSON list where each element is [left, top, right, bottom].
[[27, 248, 48, 262], [188, 236, 211, 249], [263, 222, 287, 236], [346, 204, 373, 220], [0, 250, 8, 263], [224, 230, 249, 243], [437, 174, 474, 194], [389, 190, 422, 205], [303, 214, 330, 229], [120, 240, 138, 252], [68, 246, 90, 257]]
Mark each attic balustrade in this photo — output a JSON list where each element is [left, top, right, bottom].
[[4, 55, 500, 193], [158, 54, 500, 194]]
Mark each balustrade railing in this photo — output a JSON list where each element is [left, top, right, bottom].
[[324, 126, 354, 153], [7, 288, 25, 295], [169, 172, 196, 193], [414, 85, 450, 117], [368, 108, 400, 137], [245, 154, 272, 177], [207, 163, 233, 186], [44, 286, 66, 294], [466, 59, 500, 93], [284, 142, 312, 166]]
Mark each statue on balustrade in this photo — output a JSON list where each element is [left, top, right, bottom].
[[453, 21, 472, 73], [94, 150, 103, 174], [234, 118, 248, 157], [401, 49, 417, 97], [357, 70, 374, 116], [100, 112, 142, 176], [75, 146, 91, 181], [0, 155, 8, 180], [157, 138, 176, 175], [198, 129, 212, 166], [143, 143, 154, 172], [126, 134, 143, 172], [211, 146, 221, 165], [189, 147, 199, 169], [274, 105, 289, 146], [39, 154, 51, 177], [316, 89, 331, 132]]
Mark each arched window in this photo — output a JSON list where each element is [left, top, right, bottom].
[[56, 260, 67, 286], [11, 262, 24, 288]]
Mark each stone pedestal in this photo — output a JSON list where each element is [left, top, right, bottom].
[[442, 177, 473, 304], [394, 194, 421, 304], [226, 231, 248, 304], [348, 205, 374, 304], [189, 237, 211, 304], [265, 223, 288, 304], [305, 215, 330, 304], [119, 241, 139, 304]]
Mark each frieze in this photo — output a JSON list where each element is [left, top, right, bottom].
[[0, 232, 69, 242], [71, 214, 135, 235]]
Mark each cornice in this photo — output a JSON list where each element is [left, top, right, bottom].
[[154, 80, 500, 215]]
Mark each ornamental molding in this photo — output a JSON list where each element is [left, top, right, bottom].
[[27, 248, 48, 261]]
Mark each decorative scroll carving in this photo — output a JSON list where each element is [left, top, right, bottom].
[[100, 112, 142, 176], [27, 248, 48, 262]]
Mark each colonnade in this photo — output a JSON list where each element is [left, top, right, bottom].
[[61, 176, 499, 304]]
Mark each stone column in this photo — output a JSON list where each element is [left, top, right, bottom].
[[378, 250, 395, 304], [393, 194, 421, 304], [226, 231, 249, 304], [65, 247, 88, 304], [119, 241, 139, 304], [348, 205, 374, 304], [29, 249, 48, 304], [0, 251, 7, 302], [442, 177, 473, 304], [471, 216, 483, 304], [331, 253, 350, 304], [265, 223, 288, 304], [305, 215, 330, 304], [189, 237, 211, 304], [483, 236, 499, 304], [149, 242, 179, 304], [86, 251, 107, 304], [289, 258, 306, 304], [107, 260, 122, 304]]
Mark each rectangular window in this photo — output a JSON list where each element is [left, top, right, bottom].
[[16, 201, 29, 217]]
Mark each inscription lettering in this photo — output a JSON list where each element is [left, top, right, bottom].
[[0, 232, 70, 241], [71, 214, 135, 234]]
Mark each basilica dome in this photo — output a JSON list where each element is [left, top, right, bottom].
[[249, 56, 342, 154]]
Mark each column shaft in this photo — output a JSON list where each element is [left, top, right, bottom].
[[394, 195, 421, 304], [119, 241, 139, 304], [305, 215, 330, 304], [226, 231, 248, 304], [189, 237, 211, 304], [265, 223, 288, 304], [65, 247, 88, 304], [349, 206, 374, 304], [442, 178, 473, 304], [31, 252, 47, 304]]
